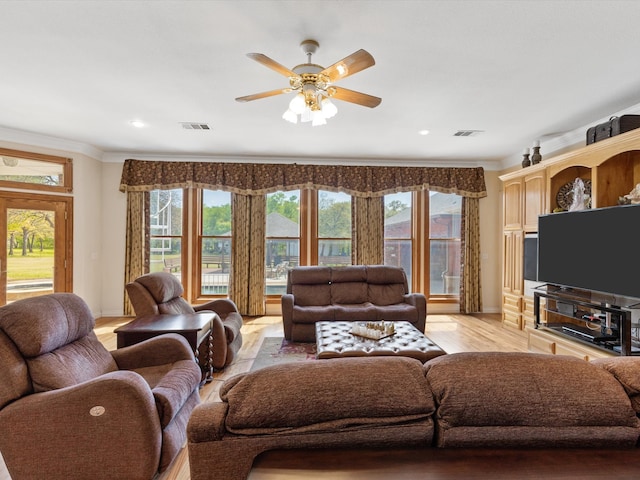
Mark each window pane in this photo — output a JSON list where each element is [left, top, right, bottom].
[[150, 190, 182, 236], [318, 191, 351, 238], [430, 239, 461, 294], [384, 192, 412, 287], [266, 191, 300, 295], [429, 193, 461, 239], [150, 189, 183, 274], [318, 240, 351, 266], [384, 192, 412, 238], [201, 190, 231, 295]]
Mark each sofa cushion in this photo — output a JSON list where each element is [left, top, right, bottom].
[[331, 282, 368, 304], [368, 283, 406, 306], [373, 302, 418, 322], [288, 266, 331, 288], [366, 265, 407, 285], [425, 352, 640, 448], [292, 284, 331, 306], [220, 357, 435, 435], [333, 303, 378, 321], [292, 305, 336, 323], [331, 265, 367, 283], [591, 357, 640, 414]]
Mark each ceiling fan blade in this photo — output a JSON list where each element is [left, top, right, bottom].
[[330, 86, 381, 108], [235, 88, 292, 102], [320, 49, 375, 82], [247, 53, 297, 77]]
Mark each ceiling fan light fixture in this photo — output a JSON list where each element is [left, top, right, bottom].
[[311, 110, 327, 127], [289, 94, 306, 115], [282, 109, 298, 124], [321, 97, 338, 118]]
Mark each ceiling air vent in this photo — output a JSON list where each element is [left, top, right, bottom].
[[181, 122, 211, 130], [453, 130, 483, 137]]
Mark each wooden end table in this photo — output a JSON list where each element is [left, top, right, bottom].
[[114, 312, 217, 383]]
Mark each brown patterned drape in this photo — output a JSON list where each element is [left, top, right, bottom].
[[230, 193, 266, 315], [119, 159, 487, 198], [123, 191, 148, 315], [352, 196, 384, 265], [120, 159, 487, 313], [460, 197, 482, 313]]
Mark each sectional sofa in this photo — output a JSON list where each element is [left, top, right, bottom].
[[187, 352, 640, 480]]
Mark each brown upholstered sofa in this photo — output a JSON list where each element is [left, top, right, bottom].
[[281, 265, 426, 342], [0, 293, 202, 480], [187, 352, 640, 480], [126, 272, 243, 370]]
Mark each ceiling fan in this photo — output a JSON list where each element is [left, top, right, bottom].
[[235, 39, 381, 126]]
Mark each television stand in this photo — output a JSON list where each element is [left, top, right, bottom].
[[534, 285, 637, 356]]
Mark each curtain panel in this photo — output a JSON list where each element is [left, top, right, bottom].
[[230, 194, 266, 316], [460, 197, 482, 313], [119, 159, 487, 199], [352, 196, 384, 265]]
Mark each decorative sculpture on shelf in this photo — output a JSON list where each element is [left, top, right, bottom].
[[621, 182, 640, 205], [568, 177, 590, 212]]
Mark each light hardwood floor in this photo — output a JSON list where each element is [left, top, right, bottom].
[[1, 313, 529, 480]]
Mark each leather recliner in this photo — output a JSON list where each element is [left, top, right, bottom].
[[125, 272, 243, 370], [0, 293, 202, 480]]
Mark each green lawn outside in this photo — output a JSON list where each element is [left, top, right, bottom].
[[6, 250, 54, 281]]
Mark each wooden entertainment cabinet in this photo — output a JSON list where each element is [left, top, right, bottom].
[[499, 128, 640, 359]]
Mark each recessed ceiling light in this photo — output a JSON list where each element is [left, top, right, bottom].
[[129, 120, 145, 128], [418, 130, 430, 136]]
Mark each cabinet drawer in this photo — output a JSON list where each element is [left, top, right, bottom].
[[502, 309, 522, 330], [554, 342, 590, 361], [502, 293, 521, 311]]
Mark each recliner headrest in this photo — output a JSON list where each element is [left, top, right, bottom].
[[135, 272, 184, 304]]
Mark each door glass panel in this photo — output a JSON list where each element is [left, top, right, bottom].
[[6, 208, 55, 302]]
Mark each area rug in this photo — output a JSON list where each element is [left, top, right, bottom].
[[250, 337, 317, 372]]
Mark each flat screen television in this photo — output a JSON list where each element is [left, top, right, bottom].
[[537, 205, 640, 300]]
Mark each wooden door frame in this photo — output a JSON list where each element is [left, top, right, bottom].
[[0, 191, 73, 304]]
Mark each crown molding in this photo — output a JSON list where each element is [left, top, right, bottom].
[[0, 126, 104, 160]]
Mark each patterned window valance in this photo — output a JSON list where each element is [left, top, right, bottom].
[[119, 159, 487, 198]]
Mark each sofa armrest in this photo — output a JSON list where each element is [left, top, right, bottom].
[[111, 333, 195, 370], [0, 370, 162, 480], [187, 401, 230, 443], [281, 294, 294, 340], [404, 293, 427, 332], [194, 298, 238, 318]]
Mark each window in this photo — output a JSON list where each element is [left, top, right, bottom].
[[149, 189, 184, 276], [384, 192, 413, 286], [199, 190, 231, 295], [428, 192, 462, 295], [0, 148, 72, 193], [265, 191, 300, 295], [317, 191, 351, 266]]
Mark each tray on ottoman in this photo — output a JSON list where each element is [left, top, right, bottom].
[[315, 321, 446, 363]]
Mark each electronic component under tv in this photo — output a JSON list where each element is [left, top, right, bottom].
[[523, 236, 538, 281], [537, 205, 640, 300]]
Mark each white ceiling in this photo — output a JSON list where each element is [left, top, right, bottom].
[[2, 0, 640, 170]]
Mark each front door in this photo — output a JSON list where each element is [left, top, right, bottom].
[[0, 192, 72, 305]]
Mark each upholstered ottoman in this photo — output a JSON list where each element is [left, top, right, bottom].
[[316, 320, 446, 362]]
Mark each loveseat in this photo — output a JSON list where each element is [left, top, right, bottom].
[[281, 265, 426, 342], [187, 352, 640, 480]]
